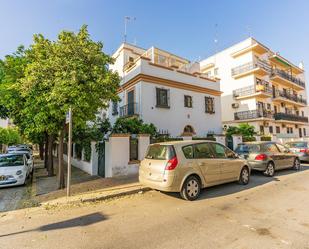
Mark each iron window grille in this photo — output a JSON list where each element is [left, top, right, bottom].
[[205, 96, 215, 114]]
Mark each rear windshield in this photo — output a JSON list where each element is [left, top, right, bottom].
[[0, 155, 24, 167], [286, 142, 308, 148], [235, 144, 261, 154], [145, 145, 175, 160]]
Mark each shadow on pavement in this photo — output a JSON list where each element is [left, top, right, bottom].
[[0, 212, 107, 238], [162, 165, 309, 201]]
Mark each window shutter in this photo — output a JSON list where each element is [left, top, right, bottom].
[[156, 88, 160, 106]]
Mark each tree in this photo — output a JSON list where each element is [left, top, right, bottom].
[[226, 123, 256, 139], [20, 25, 120, 188]]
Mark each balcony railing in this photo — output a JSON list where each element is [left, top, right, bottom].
[[233, 84, 272, 98], [274, 90, 307, 105], [234, 110, 273, 120], [271, 69, 305, 88], [231, 60, 271, 76], [119, 103, 139, 117], [274, 112, 308, 123]]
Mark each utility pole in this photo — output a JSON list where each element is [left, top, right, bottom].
[[124, 16, 136, 43], [67, 107, 72, 197]]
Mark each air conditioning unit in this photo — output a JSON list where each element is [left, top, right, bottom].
[[282, 124, 286, 128], [263, 122, 269, 127], [295, 124, 298, 128], [232, 103, 239, 108], [281, 102, 285, 107]]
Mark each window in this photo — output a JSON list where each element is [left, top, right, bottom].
[[267, 104, 271, 110], [260, 126, 264, 135], [276, 144, 288, 153], [304, 128, 307, 136], [205, 71, 211, 78], [182, 145, 194, 159], [214, 68, 219, 76], [112, 101, 118, 115], [156, 88, 169, 108], [302, 111, 304, 117], [211, 143, 231, 158], [269, 126, 273, 134], [183, 125, 195, 134], [184, 95, 193, 108], [145, 145, 175, 160], [276, 126, 280, 134], [205, 97, 215, 114], [194, 143, 214, 159], [263, 143, 279, 153]]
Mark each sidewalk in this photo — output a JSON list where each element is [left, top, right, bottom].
[[32, 158, 149, 207]]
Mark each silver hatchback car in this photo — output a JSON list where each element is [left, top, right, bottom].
[[235, 141, 300, 176]]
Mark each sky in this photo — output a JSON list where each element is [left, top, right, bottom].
[[1, 0, 309, 86]]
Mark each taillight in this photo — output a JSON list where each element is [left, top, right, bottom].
[[300, 148, 309, 153], [165, 156, 178, 170], [255, 154, 268, 161]]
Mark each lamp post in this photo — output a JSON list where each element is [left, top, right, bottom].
[[66, 107, 72, 197]]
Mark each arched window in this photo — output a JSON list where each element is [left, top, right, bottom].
[[183, 125, 195, 134]]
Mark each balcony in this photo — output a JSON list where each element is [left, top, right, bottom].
[[273, 90, 307, 107], [234, 110, 273, 121], [270, 69, 305, 90], [119, 103, 139, 117], [274, 112, 308, 123], [231, 60, 271, 79], [233, 83, 272, 100]]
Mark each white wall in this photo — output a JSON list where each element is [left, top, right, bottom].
[[139, 82, 222, 137]]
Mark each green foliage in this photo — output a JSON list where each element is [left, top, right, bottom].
[[242, 136, 257, 142], [112, 117, 157, 137], [226, 123, 256, 138], [261, 136, 271, 141], [0, 127, 21, 145]]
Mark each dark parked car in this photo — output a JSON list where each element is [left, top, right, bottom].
[[235, 141, 300, 176], [285, 141, 309, 162]]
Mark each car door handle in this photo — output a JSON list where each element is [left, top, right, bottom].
[[198, 162, 205, 166]]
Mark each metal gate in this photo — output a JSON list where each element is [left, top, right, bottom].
[[226, 136, 233, 150], [97, 141, 105, 177], [129, 136, 138, 161]]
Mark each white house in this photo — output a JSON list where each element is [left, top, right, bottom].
[[201, 37, 309, 138], [108, 43, 222, 137]]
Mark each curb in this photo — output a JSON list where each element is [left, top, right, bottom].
[[79, 186, 152, 203], [41, 186, 152, 207]]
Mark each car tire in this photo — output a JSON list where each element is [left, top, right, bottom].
[[293, 158, 301, 171], [238, 166, 250, 185], [264, 162, 275, 177], [180, 175, 201, 201]]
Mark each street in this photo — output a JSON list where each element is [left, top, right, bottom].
[[0, 179, 32, 212], [1, 165, 309, 249]]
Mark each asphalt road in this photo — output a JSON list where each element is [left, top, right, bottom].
[[0, 178, 32, 212], [1, 165, 309, 249]]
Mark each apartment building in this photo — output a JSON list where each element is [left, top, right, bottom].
[[108, 43, 222, 137], [201, 37, 308, 138]]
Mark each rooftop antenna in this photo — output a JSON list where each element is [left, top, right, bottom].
[[124, 16, 136, 43]]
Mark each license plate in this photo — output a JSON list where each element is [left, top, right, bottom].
[[0, 175, 7, 181]]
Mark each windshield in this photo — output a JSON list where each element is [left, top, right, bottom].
[[235, 144, 261, 154], [0, 155, 24, 167], [145, 145, 175, 160], [286, 142, 308, 148]]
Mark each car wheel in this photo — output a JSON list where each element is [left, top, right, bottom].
[[264, 162, 275, 177], [293, 158, 301, 170], [180, 175, 201, 201], [239, 166, 250, 185]]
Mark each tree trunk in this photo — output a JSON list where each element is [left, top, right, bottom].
[[44, 132, 48, 168], [58, 127, 65, 189], [39, 142, 44, 160], [47, 134, 54, 177]]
